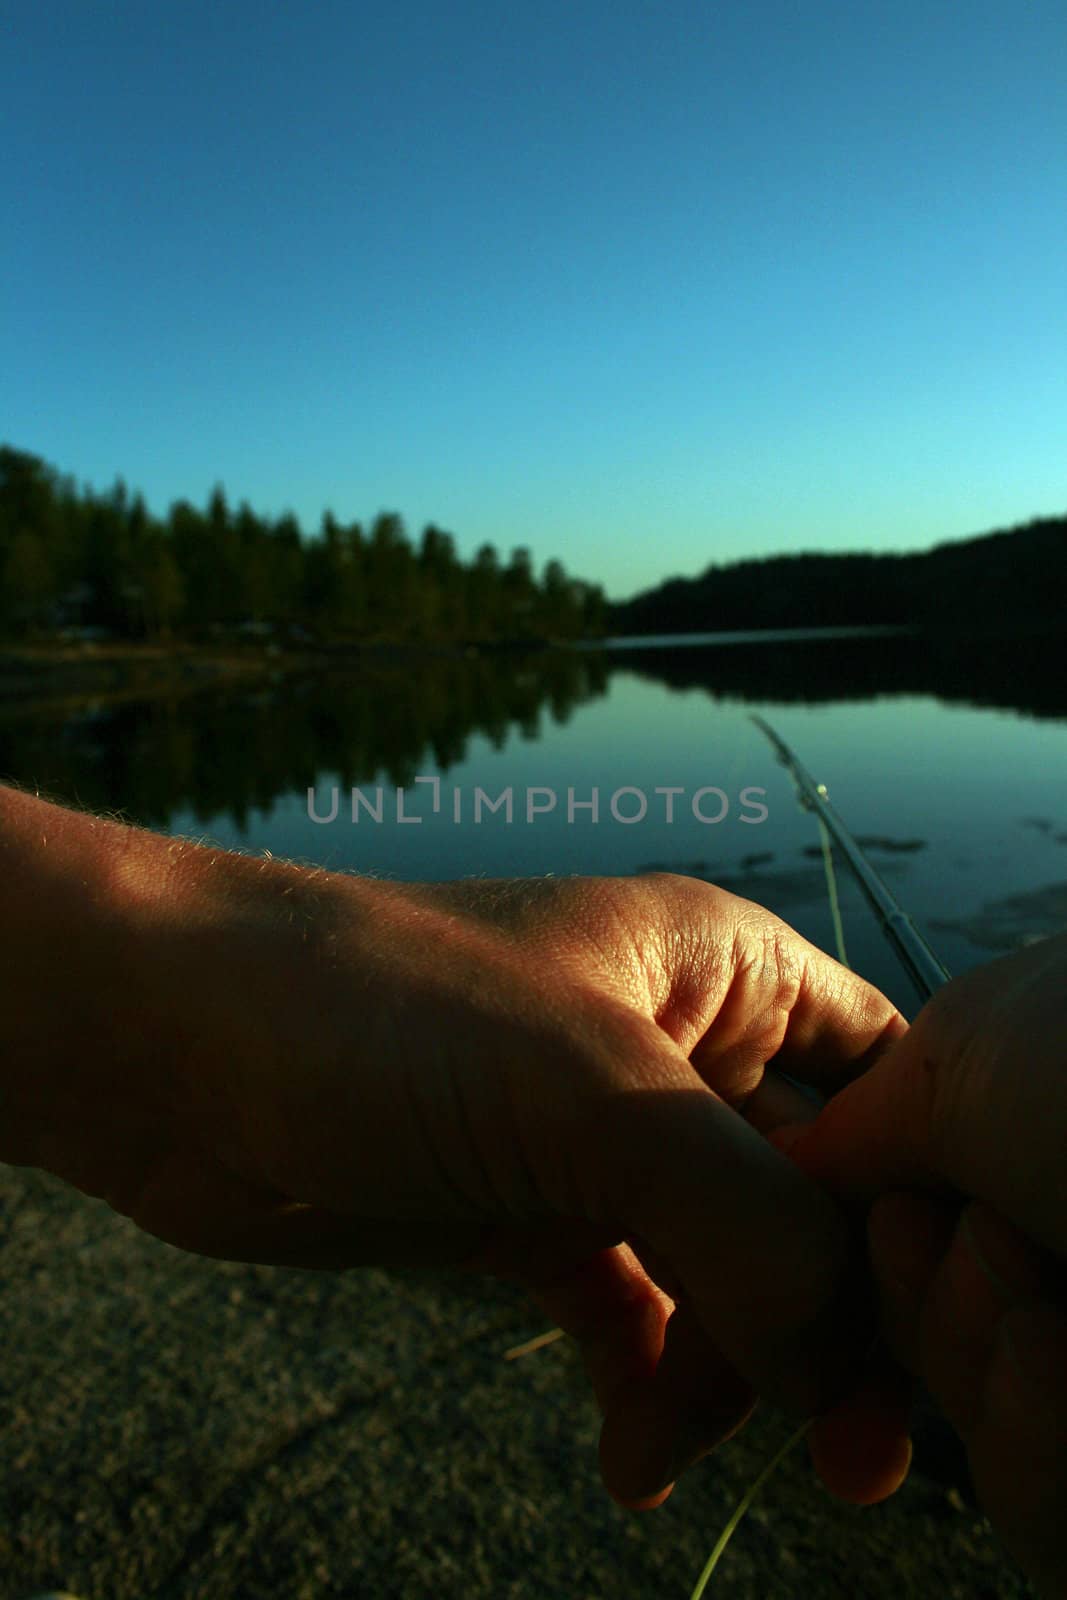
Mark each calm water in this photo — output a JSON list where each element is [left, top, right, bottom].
[[7, 627, 1067, 1016]]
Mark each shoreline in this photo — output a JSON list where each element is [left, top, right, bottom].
[[0, 636, 585, 720]]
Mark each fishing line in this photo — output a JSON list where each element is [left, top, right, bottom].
[[817, 815, 849, 970], [687, 1418, 814, 1600]]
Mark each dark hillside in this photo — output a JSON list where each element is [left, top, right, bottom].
[[610, 516, 1067, 634]]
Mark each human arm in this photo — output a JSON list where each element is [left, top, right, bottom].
[[0, 781, 907, 1509]]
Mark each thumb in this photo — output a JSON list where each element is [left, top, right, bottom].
[[763, 1021, 956, 1212], [592, 1084, 877, 1420], [767, 952, 1067, 1274]]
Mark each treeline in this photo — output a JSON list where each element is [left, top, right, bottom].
[[0, 445, 607, 643], [610, 516, 1067, 634]]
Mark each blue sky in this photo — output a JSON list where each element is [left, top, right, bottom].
[[3, 1, 1064, 599]]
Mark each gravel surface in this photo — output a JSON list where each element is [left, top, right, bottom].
[[1, 1165, 1037, 1600]]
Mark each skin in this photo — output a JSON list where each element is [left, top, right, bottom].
[[1, 782, 906, 1514], [772, 932, 1067, 1599]]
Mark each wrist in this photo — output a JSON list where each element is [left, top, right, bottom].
[[112, 834, 398, 1186]]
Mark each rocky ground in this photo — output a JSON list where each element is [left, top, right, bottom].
[[0, 1164, 1037, 1600]]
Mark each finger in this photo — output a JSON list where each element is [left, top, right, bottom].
[[518, 1240, 673, 1417], [688, 914, 907, 1103], [867, 1187, 1067, 1590], [968, 1302, 1067, 1598], [598, 1297, 756, 1509], [769, 951, 909, 1090], [512, 1235, 756, 1510], [771, 962, 1067, 1266], [589, 1080, 877, 1421], [916, 1201, 1065, 1438], [766, 1029, 956, 1224], [807, 1339, 916, 1506], [739, 1067, 823, 1138]]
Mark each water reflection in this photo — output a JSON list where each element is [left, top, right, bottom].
[[0, 649, 610, 828], [606, 627, 1067, 720], [2, 627, 1064, 836]]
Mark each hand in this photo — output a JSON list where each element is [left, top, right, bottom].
[[772, 933, 1067, 1597], [1, 788, 905, 1512]]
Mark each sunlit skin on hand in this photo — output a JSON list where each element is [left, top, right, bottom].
[[1, 784, 910, 1513]]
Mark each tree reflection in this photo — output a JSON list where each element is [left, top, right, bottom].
[[606, 627, 1067, 721], [0, 650, 610, 829]]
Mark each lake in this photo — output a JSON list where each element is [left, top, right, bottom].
[[3, 622, 1061, 1599], [7, 624, 1066, 1017]]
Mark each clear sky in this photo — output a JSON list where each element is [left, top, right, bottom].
[[3, 1, 1064, 599]]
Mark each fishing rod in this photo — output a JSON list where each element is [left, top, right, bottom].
[[750, 714, 951, 1008]]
